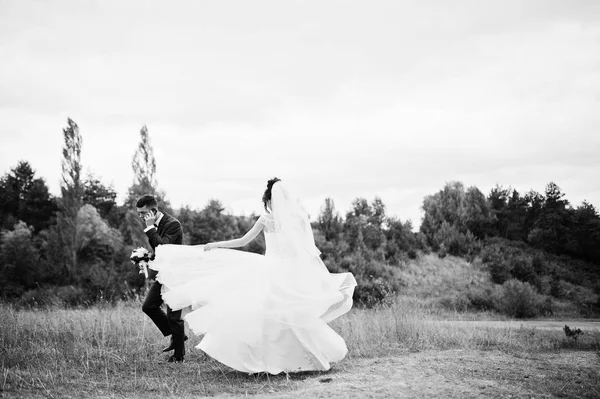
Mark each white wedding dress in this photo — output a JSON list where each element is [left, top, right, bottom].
[[149, 184, 356, 374]]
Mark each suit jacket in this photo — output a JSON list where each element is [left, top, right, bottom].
[[145, 212, 183, 280]]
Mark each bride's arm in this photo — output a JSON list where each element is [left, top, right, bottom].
[[204, 216, 265, 251]]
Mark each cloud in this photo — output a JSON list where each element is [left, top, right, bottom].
[[1, 0, 599, 230]]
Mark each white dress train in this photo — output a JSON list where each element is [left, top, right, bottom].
[[150, 213, 357, 374]]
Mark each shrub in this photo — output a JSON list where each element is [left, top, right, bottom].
[[0, 222, 41, 296], [437, 245, 447, 259], [563, 325, 583, 341], [557, 283, 599, 314], [480, 242, 514, 284], [489, 259, 513, 285], [466, 285, 498, 311], [433, 222, 480, 257], [407, 248, 418, 260], [482, 249, 513, 284], [496, 279, 544, 318], [511, 256, 537, 285], [438, 293, 471, 312], [538, 275, 552, 296], [323, 258, 344, 274], [531, 254, 546, 275], [414, 232, 430, 254], [353, 278, 396, 308], [338, 253, 402, 308]]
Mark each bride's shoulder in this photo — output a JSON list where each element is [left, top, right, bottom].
[[257, 213, 273, 223], [258, 213, 275, 227], [260, 213, 274, 222]]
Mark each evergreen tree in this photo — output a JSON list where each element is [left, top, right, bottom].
[[83, 174, 118, 225], [123, 126, 171, 247], [56, 118, 84, 282], [0, 161, 56, 232], [317, 198, 343, 241]]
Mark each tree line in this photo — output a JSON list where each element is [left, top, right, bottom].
[[1, 118, 599, 312], [420, 181, 600, 265]]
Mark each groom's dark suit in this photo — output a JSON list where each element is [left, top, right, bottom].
[[141, 212, 185, 359]]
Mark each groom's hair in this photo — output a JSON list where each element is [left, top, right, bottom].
[[136, 195, 158, 209], [262, 177, 281, 212]]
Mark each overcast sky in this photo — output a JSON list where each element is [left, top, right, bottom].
[[1, 0, 599, 229]]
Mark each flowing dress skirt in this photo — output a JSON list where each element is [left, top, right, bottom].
[[150, 244, 356, 374]]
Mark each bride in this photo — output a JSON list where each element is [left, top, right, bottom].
[[150, 178, 357, 374]]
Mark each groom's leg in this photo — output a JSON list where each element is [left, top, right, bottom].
[[167, 306, 185, 358], [142, 281, 172, 336]]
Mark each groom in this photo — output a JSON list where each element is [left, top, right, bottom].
[[136, 194, 186, 362]]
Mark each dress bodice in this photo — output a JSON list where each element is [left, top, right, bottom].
[[261, 213, 280, 259], [262, 213, 276, 234]]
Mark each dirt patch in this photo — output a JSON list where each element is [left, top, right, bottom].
[[248, 350, 600, 399]]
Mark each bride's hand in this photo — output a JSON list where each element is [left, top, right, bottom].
[[204, 243, 218, 251]]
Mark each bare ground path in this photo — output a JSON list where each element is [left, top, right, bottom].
[[10, 350, 591, 399], [438, 320, 600, 331], [234, 350, 600, 399], [3, 349, 598, 398]]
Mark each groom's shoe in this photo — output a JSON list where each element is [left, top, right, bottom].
[[162, 335, 188, 352], [167, 354, 184, 363]]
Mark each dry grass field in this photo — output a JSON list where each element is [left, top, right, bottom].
[[2, 296, 599, 398]]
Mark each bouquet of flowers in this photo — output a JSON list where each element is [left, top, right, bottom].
[[130, 247, 152, 278]]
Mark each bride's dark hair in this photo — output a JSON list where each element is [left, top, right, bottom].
[[262, 177, 281, 212]]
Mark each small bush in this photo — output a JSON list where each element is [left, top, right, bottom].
[[538, 275, 553, 296], [407, 249, 418, 259], [438, 293, 471, 312], [540, 296, 554, 316], [437, 246, 447, 259], [466, 285, 498, 311], [353, 278, 396, 308], [511, 256, 537, 285], [322, 258, 344, 274], [433, 222, 480, 257], [338, 253, 401, 308], [480, 244, 512, 284], [531, 254, 546, 275], [488, 258, 513, 285], [496, 279, 544, 318]]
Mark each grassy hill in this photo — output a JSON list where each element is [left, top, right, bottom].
[[392, 252, 600, 319]]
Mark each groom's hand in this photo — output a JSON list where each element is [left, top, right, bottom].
[[144, 213, 157, 228]]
